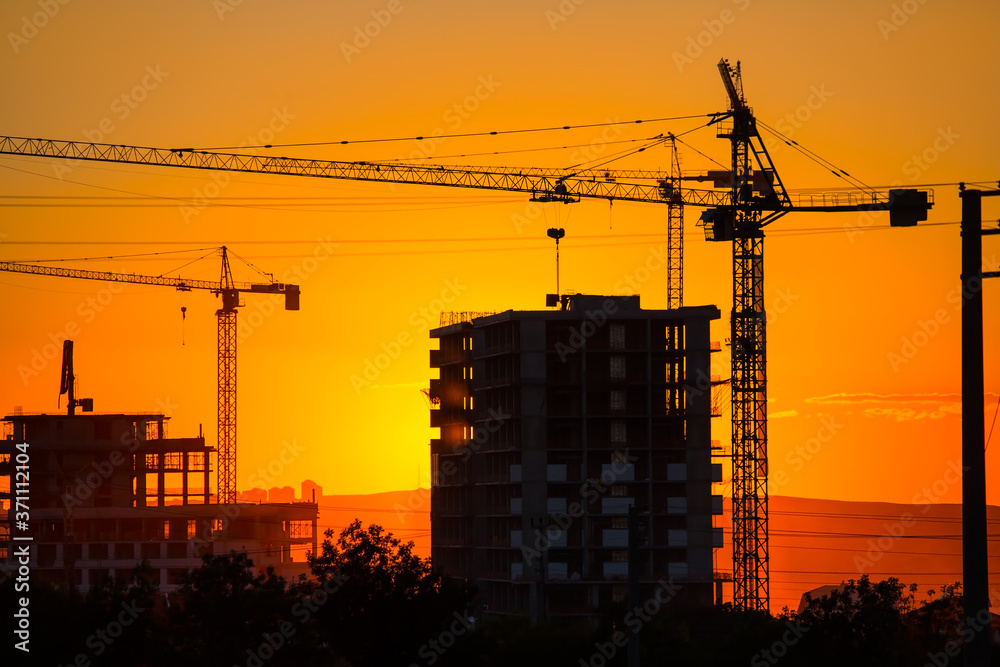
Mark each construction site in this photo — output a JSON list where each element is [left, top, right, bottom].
[[0, 5, 997, 660], [0, 58, 954, 613], [0, 342, 319, 591]]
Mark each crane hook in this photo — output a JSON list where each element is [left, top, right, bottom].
[[181, 306, 187, 346]]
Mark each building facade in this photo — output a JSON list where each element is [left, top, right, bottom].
[[0, 412, 317, 591], [428, 295, 725, 621]]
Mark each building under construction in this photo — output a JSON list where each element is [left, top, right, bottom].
[[0, 410, 317, 590], [428, 294, 726, 622]]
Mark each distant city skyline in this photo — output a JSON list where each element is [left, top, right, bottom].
[[237, 479, 325, 504]]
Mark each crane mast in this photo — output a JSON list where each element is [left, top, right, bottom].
[[718, 58, 780, 613], [666, 134, 684, 309], [217, 248, 239, 505]]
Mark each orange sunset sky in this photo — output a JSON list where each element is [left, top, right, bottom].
[[0, 0, 998, 525]]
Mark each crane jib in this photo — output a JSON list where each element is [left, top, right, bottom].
[[0, 135, 733, 207]]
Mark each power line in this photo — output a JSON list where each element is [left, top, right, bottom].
[[787, 180, 998, 192], [0, 232, 670, 246], [0, 227, 964, 264], [0, 194, 519, 203], [6, 247, 218, 265], [376, 136, 660, 163], [185, 114, 716, 151], [0, 162, 528, 215]]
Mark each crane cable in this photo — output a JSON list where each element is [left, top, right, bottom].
[[226, 246, 278, 282], [987, 393, 1000, 451], [563, 118, 714, 172], [185, 114, 718, 151], [0, 246, 260, 286], [564, 135, 670, 172], [6, 246, 218, 265], [160, 248, 224, 277], [375, 135, 661, 163], [673, 134, 729, 170], [756, 120, 877, 195], [0, 161, 522, 215]]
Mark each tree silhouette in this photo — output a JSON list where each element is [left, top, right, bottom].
[[792, 575, 919, 666], [8, 549, 994, 667], [0, 561, 160, 666], [165, 550, 315, 666], [309, 519, 473, 666]]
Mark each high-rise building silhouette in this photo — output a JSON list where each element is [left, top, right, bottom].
[[268, 485, 296, 504], [301, 479, 323, 503], [429, 295, 725, 621]]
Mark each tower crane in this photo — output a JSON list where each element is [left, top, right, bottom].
[[0, 62, 933, 609], [700, 59, 931, 611], [0, 247, 300, 504]]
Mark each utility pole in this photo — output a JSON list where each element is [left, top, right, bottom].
[[960, 183, 999, 667]]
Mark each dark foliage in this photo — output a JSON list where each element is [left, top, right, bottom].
[[308, 519, 474, 666], [4, 539, 998, 666]]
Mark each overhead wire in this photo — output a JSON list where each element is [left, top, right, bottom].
[[0, 154, 517, 198], [6, 246, 219, 265], [987, 392, 1000, 451], [42, 477, 999, 566], [375, 135, 661, 163], [788, 180, 997, 192], [756, 120, 876, 194], [0, 162, 527, 214], [0, 233, 961, 271], [564, 135, 670, 171], [0, 195, 523, 207], [0, 162, 248, 210], [673, 135, 728, 170], [184, 114, 717, 151], [0, 232, 672, 246]]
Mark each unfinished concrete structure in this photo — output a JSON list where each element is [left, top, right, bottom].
[[429, 295, 725, 622], [0, 412, 317, 590]]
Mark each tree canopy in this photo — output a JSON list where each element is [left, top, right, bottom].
[[3, 529, 995, 667]]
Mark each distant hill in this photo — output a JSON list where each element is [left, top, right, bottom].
[[314, 488, 431, 553], [310, 490, 999, 614], [736, 496, 999, 613]]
